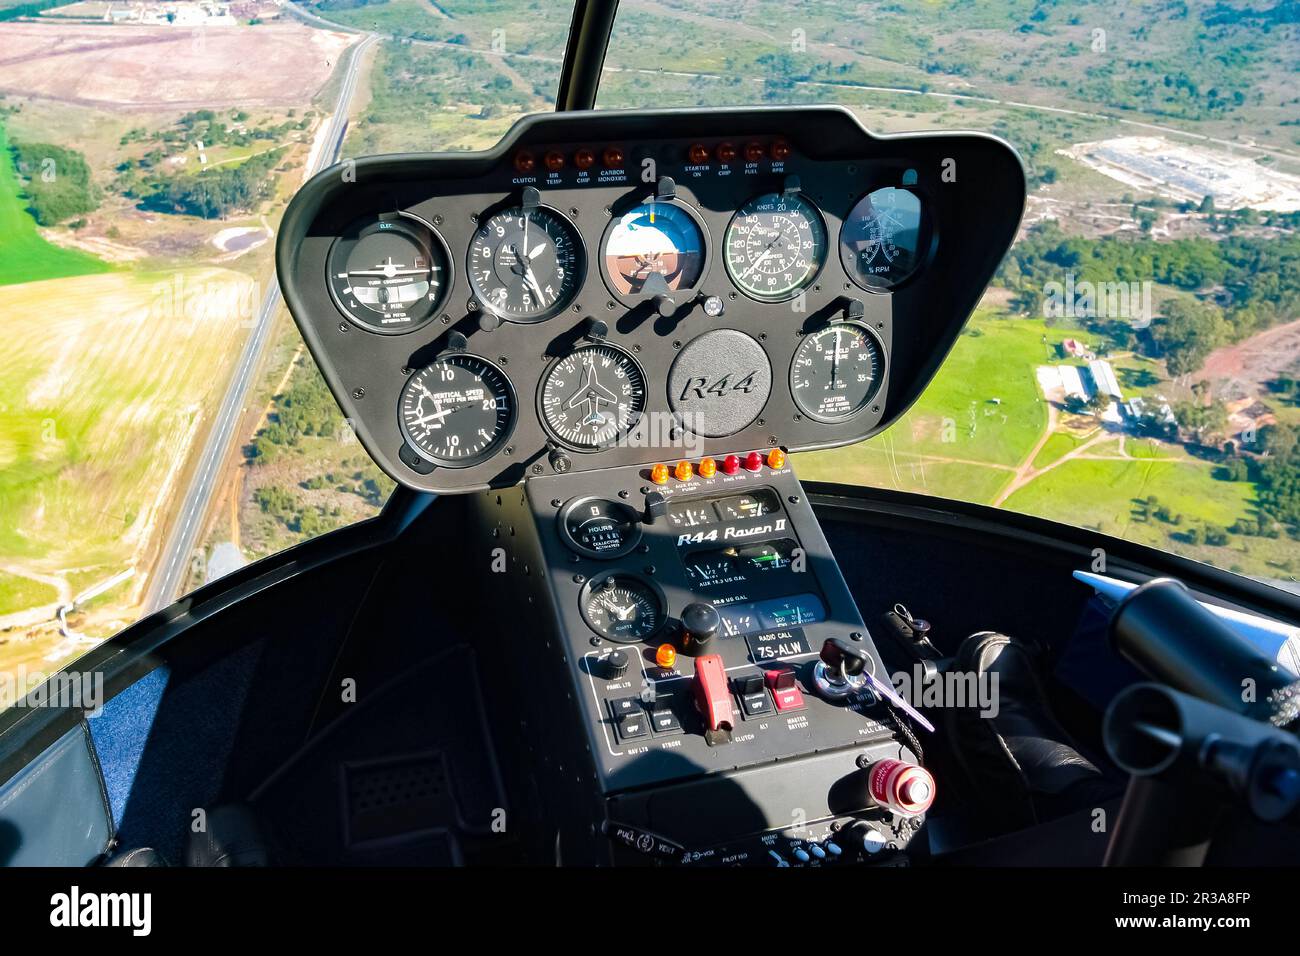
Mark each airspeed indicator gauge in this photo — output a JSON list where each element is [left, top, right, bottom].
[[724, 191, 826, 301]]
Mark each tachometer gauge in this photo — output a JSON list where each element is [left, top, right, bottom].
[[790, 322, 883, 422], [398, 353, 515, 467], [581, 574, 665, 644], [328, 215, 449, 333], [539, 342, 647, 450], [839, 186, 931, 291], [724, 192, 826, 301], [602, 199, 706, 297], [468, 204, 583, 322], [559, 497, 643, 559]]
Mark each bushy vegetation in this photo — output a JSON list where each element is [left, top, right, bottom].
[[248, 369, 342, 461], [131, 148, 284, 220], [998, 225, 1300, 375], [9, 140, 101, 226]]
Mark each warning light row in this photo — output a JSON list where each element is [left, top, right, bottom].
[[649, 449, 787, 484]]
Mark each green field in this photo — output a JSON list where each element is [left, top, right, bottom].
[[0, 572, 58, 616], [0, 121, 110, 287], [798, 309, 1272, 578]]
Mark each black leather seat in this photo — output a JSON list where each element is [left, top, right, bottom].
[[946, 631, 1122, 833], [185, 804, 274, 867]]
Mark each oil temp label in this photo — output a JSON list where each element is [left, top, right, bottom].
[[745, 628, 811, 662]]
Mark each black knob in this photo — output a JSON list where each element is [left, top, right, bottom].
[[652, 293, 676, 318], [605, 650, 629, 679], [549, 448, 573, 474], [681, 602, 721, 653], [821, 637, 870, 677]]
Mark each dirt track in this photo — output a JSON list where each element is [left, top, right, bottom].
[[0, 21, 353, 109]]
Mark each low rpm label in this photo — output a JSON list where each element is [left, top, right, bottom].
[[745, 627, 811, 663]]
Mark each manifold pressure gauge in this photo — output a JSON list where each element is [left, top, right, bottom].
[[789, 322, 884, 423]]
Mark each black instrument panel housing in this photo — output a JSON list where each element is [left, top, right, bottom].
[[276, 106, 1025, 495]]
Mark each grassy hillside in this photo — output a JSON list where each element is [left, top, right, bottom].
[[0, 120, 109, 286]]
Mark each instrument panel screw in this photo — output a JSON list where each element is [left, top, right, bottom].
[[793, 413, 802, 421], [338, 323, 348, 332], [400, 367, 411, 376], [432, 214, 443, 226], [872, 405, 881, 413], [644, 565, 655, 575], [352, 387, 365, 399], [504, 445, 514, 456], [768, 436, 778, 444], [672, 340, 682, 349], [574, 574, 586, 584], [572, 304, 581, 312], [728, 291, 738, 300], [531, 463, 544, 475], [618, 489, 630, 499], [470, 213, 479, 223], [551, 498, 562, 507], [589, 636, 602, 646], [856, 753, 872, 769], [788, 495, 800, 504], [631, 343, 641, 352], [441, 314, 451, 324], [606, 300, 616, 310], [499, 356, 508, 365], [467, 298, 479, 312], [758, 332, 767, 340], [569, 207, 579, 217], [850, 631, 863, 641]]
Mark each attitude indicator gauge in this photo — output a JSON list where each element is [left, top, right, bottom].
[[789, 322, 883, 423], [398, 353, 515, 467], [559, 497, 643, 560], [539, 342, 648, 450], [328, 215, 449, 333], [602, 199, 706, 298], [839, 186, 931, 292], [468, 204, 584, 322], [580, 574, 666, 644], [724, 191, 826, 301]]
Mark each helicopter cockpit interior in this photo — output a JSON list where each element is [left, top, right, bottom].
[[2, 0, 1298, 888]]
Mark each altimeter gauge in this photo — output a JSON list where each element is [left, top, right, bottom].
[[467, 203, 584, 322], [789, 322, 884, 422], [724, 191, 826, 301], [398, 353, 515, 467], [539, 342, 648, 450], [328, 215, 450, 333]]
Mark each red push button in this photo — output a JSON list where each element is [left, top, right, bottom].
[[765, 667, 805, 712], [693, 654, 734, 732]]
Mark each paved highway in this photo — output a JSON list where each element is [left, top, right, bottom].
[[144, 34, 378, 612]]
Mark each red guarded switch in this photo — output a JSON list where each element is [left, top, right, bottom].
[[692, 654, 734, 732], [765, 667, 805, 712]]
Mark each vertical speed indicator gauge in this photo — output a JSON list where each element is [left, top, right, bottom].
[[789, 322, 884, 423], [724, 191, 826, 301], [539, 342, 647, 450], [398, 354, 515, 467], [328, 215, 449, 333], [468, 204, 584, 323]]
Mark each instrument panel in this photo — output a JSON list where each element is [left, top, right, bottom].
[[277, 107, 1026, 494]]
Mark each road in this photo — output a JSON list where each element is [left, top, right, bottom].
[[144, 33, 377, 612]]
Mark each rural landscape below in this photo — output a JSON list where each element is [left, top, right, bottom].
[[0, 0, 1297, 682]]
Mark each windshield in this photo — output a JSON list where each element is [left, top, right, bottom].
[[0, 0, 570, 699], [599, 1, 1300, 593]]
